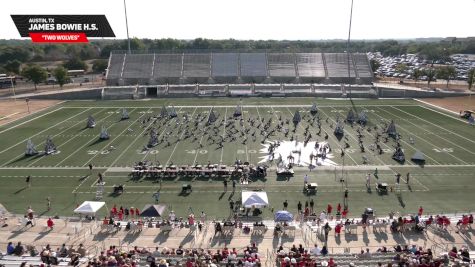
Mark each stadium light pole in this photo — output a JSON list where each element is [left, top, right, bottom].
[[123, 0, 131, 54], [346, 0, 354, 98]]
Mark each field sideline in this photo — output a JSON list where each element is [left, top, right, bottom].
[[0, 97, 474, 219]]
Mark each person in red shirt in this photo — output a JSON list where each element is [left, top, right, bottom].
[[130, 207, 135, 218], [118, 210, 123, 221], [304, 207, 309, 217], [418, 206, 423, 216], [328, 257, 335, 267], [47, 217, 54, 230], [111, 205, 117, 217], [334, 223, 342, 236], [342, 209, 348, 219], [337, 203, 341, 213], [327, 204, 333, 215], [135, 207, 140, 217]]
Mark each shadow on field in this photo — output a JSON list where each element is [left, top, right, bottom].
[[14, 187, 27, 194], [88, 139, 107, 147]]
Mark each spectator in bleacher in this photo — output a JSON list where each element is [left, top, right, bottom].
[[321, 246, 328, 256], [460, 247, 470, 263], [59, 244, 68, 257], [77, 243, 87, 257], [14, 242, 25, 256], [6, 241, 14, 255]]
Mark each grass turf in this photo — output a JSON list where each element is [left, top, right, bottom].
[[0, 97, 474, 219]]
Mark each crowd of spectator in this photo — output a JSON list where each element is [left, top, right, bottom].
[[82, 244, 262, 267]]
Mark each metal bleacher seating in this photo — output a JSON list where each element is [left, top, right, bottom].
[[353, 53, 373, 78], [106, 51, 373, 86], [154, 54, 183, 80], [267, 53, 296, 78], [183, 54, 211, 81], [239, 53, 268, 80], [211, 53, 239, 81], [324, 53, 357, 79], [122, 54, 153, 79], [296, 53, 326, 79]]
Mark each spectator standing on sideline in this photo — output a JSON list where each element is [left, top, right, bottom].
[[406, 172, 410, 184], [88, 163, 93, 175], [47, 217, 54, 230], [297, 201, 302, 213], [310, 199, 314, 212], [418, 206, 424, 216], [395, 173, 401, 185], [26, 175, 31, 187], [223, 180, 228, 192], [283, 200, 288, 210], [323, 222, 332, 242], [232, 180, 236, 191]]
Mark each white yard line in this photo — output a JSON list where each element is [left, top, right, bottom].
[[218, 107, 228, 163], [53, 108, 126, 167], [1, 108, 98, 167], [1, 163, 475, 170], [72, 175, 90, 193], [0, 104, 64, 134], [414, 99, 463, 116], [370, 107, 442, 165], [27, 109, 114, 167], [392, 106, 475, 156], [285, 106, 359, 166], [320, 107, 388, 166], [120, 107, 184, 166], [372, 107, 451, 165], [394, 105, 475, 146], [192, 107, 213, 165], [241, 106, 249, 162], [384, 107, 470, 164], [60, 104, 420, 109], [164, 107, 198, 166], [81, 108, 148, 167], [0, 107, 90, 155]]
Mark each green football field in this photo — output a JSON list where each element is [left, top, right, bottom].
[[0, 97, 474, 220]]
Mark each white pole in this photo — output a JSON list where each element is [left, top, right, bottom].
[[123, 0, 131, 54]]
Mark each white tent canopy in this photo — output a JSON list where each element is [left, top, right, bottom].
[[74, 201, 106, 216], [242, 191, 269, 208]]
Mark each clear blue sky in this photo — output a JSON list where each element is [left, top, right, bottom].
[[1, 0, 474, 40]]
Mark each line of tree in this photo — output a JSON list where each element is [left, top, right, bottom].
[[1, 38, 475, 74]]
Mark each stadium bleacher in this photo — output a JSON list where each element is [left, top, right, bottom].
[[296, 53, 327, 81], [183, 54, 211, 82], [106, 52, 372, 86], [238, 53, 268, 81], [211, 53, 239, 82], [324, 53, 357, 81], [353, 53, 374, 83], [122, 54, 154, 79], [267, 53, 297, 81], [154, 54, 183, 82]]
